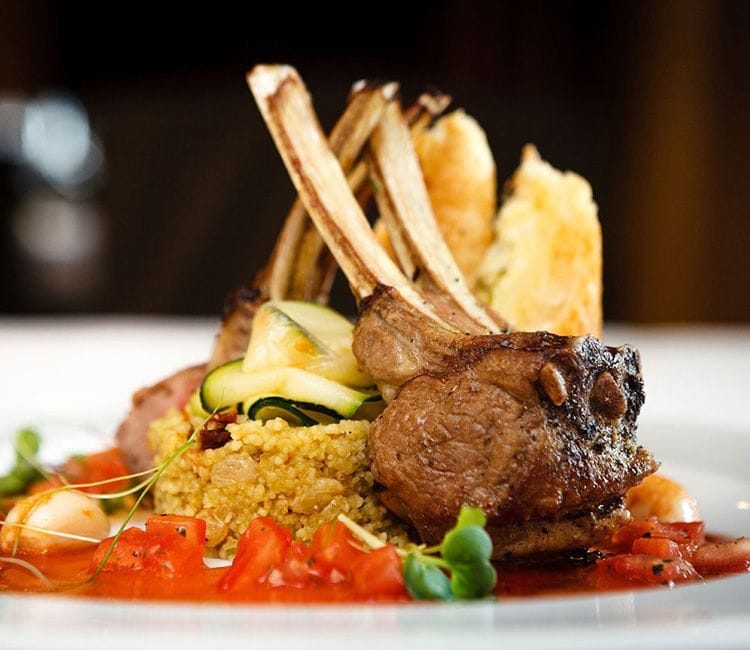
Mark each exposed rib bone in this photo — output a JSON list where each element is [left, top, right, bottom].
[[208, 81, 398, 369], [247, 64, 458, 330], [264, 80, 398, 301], [369, 101, 507, 334], [294, 91, 453, 303]]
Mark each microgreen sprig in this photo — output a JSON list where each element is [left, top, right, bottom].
[[338, 505, 497, 602]]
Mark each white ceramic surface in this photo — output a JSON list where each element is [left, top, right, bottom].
[[1, 319, 748, 650]]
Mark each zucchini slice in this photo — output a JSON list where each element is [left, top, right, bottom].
[[247, 397, 319, 427], [200, 361, 371, 418], [242, 301, 372, 388]]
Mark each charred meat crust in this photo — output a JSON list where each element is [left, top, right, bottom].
[[485, 498, 629, 562], [361, 286, 656, 555]]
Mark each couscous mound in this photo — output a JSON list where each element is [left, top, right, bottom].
[[149, 409, 408, 558]]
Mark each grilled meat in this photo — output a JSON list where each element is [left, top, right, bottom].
[[247, 64, 657, 559], [358, 286, 654, 557]]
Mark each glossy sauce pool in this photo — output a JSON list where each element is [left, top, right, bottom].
[[0, 548, 692, 603]]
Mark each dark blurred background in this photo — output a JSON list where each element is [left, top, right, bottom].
[[0, 0, 748, 322]]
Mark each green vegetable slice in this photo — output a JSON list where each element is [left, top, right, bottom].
[[243, 301, 373, 387], [247, 397, 319, 427], [200, 361, 371, 417]]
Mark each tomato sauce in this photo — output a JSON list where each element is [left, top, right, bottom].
[[2, 515, 748, 604], [0, 548, 412, 603]]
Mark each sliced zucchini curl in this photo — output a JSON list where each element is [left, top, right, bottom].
[[197, 301, 382, 426]]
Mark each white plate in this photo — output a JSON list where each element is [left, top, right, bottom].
[[1, 319, 749, 650]]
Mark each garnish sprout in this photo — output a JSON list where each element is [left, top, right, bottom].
[[339, 505, 497, 601]]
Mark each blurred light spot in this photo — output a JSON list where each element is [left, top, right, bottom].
[[738, 501, 750, 511], [0, 97, 26, 160], [21, 96, 93, 189], [12, 193, 104, 264]]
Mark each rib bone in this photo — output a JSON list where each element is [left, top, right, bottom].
[[264, 80, 398, 301], [209, 80, 398, 369], [294, 91, 453, 302], [369, 102, 507, 334], [247, 65, 457, 331]]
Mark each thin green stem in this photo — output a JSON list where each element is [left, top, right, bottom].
[[1, 521, 101, 544], [336, 514, 386, 550], [411, 553, 450, 570], [87, 432, 198, 583]]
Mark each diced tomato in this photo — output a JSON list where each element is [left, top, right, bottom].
[[146, 514, 207, 547], [630, 537, 682, 560], [310, 522, 365, 578], [597, 553, 700, 585], [278, 541, 317, 588], [661, 521, 706, 551], [141, 532, 205, 577], [91, 516, 206, 578], [61, 448, 131, 494], [91, 527, 148, 573], [610, 518, 705, 555], [351, 545, 406, 598], [219, 517, 292, 591], [219, 518, 404, 598], [691, 538, 750, 575]]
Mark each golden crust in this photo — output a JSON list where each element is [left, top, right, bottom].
[[374, 109, 496, 285], [476, 145, 603, 337], [414, 110, 496, 285]]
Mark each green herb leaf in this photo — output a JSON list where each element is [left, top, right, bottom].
[[15, 429, 41, 465], [401, 506, 498, 602], [441, 524, 493, 567], [403, 554, 454, 601], [454, 505, 487, 530], [0, 429, 44, 496], [0, 475, 26, 495], [450, 559, 497, 599]]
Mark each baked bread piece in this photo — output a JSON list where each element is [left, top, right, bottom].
[[476, 145, 602, 337]]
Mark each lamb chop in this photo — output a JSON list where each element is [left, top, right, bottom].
[[115, 82, 451, 474], [247, 64, 658, 560]]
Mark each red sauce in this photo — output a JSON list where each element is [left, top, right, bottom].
[[2, 515, 748, 604], [2, 538, 746, 603], [0, 548, 412, 603]]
